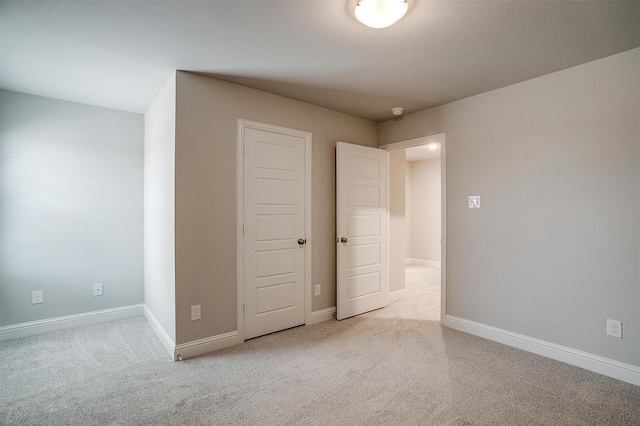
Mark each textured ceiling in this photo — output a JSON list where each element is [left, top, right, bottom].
[[1, 1, 639, 122]]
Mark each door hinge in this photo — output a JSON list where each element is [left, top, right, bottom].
[[243, 303, 245, 313], [243, 224, 245, 236]]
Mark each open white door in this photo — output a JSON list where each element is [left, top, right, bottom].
[[336, 142, 388, 320]]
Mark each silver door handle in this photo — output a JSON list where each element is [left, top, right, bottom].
[[298, 238, 306, 245], [340, 237, 348, 243]]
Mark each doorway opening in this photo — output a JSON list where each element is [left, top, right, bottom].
[[380, 134, 446, 323]]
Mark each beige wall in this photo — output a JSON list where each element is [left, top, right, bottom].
[[389, 150, 407, 292], [144, 73, 177, 342], [378, 48, 640, 366], [409, 159, 441, 263], [174, 72, 377, 344]]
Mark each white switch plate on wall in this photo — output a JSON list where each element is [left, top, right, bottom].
[[469, 196, 481, 208], [315, 284, 321, 296]]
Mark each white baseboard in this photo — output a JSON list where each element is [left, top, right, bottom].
[[143, 305, 239, 361], [443, 314, 640, 387], [406, 258, 441, 269], [143, 305, 176, 360], [174, 331, 239, 361], [0, 304, 144, 341], [308, 307, 336, 325]]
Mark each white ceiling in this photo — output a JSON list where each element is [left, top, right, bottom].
[[2, 1, 639, 122]]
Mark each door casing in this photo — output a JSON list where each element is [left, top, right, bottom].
[[236, 119, 312, 342]]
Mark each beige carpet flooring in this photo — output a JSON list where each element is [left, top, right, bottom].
[[383, 264, 441, 321], [1, 266, 639, 425]]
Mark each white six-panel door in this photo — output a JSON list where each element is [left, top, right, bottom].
[[336, 142, 388, 320], [243, 127, 307, 339]]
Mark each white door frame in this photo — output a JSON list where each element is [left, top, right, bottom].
[[236, 119, 312, 342], [379, 133, 447, 324]]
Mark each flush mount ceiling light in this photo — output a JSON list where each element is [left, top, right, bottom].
[[355, 0, 408, 29], [427, 143, 440, 150]]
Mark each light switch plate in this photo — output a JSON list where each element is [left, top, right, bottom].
[[469, 196, 481, 208]]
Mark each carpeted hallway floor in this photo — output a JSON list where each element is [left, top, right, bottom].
[[1, 266, 639, 425], [384, 264, 441, 321]]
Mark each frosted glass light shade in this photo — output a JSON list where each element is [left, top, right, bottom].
[[354, 0, 408, 29]]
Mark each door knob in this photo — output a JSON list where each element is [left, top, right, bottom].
[[298, 238, 306, 245], [340, 237, 348, 243]]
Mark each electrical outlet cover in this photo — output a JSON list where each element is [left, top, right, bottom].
[[93, 283, 103, 296], [32, 290, 43, 304], [469, 196, 480, 208], [607, 319, 622, 338], [191, 305, 201, 321]]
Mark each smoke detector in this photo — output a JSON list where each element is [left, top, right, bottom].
[[391, 107, 404, 116]]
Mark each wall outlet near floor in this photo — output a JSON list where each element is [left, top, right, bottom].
[[191, 305, 201, 321], [469, 196, 481, 208], [32, 290, 43, 304], [93, 283, 103, 296], [606, 319, 622, 338], [315, 284, 321, 296]]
